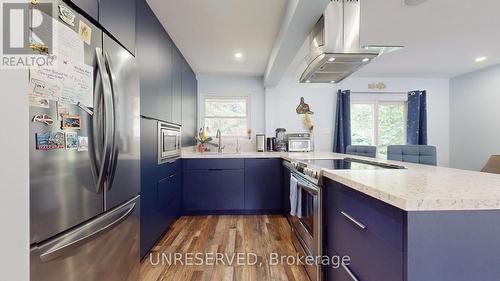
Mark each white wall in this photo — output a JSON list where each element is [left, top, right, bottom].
[[450, 64, 500, 171], [265, 76, 451, 166], [0, 69, 30, 281]]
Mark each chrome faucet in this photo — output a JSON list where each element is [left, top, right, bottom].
[[215, 129, 225, 153]]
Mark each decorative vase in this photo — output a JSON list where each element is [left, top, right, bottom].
[[197, 144, 206, 153]]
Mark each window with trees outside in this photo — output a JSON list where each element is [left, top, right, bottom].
[[351, 95, 407, 158], [202, 96, 249, 137]]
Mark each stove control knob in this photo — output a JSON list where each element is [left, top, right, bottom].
[[304, 167, 310, 177]]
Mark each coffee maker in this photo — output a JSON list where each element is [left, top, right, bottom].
[[275, 128, 287, 152]]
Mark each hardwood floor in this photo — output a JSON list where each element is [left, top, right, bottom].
[[139, 215, 310, 281]]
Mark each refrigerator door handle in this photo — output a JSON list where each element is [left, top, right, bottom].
[[104, 51, 119, 191], [38, 199, 137, 263], [92, 47, 114, 194]]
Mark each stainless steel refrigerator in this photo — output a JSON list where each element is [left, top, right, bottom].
[[29, 2, 140, 281]]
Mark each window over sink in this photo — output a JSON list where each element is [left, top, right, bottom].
[[202, 96, 250, 137], [351, 93, 407, 158]]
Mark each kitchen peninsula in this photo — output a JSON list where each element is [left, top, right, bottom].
[[181, 150, 500, 281]]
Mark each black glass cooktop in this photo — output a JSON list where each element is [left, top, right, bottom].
[[299, 158, 405, 170]]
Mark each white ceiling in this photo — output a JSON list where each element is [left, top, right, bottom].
[[146, 0, 287, 76], [288, 0, 500, 79]]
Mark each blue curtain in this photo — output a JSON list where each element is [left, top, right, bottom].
[[333, 90, 351, 153], [407, 90, 427, 145]]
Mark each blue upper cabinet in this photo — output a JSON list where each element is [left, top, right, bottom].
[[99, 0, 136, 54], [181, 56, 197, 146], [66, 0, 136, 55], [171, 46, 183, 125], [244, 159, 283, 212], [136, 0, 171, 121]]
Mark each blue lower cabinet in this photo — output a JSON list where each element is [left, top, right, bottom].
[[183, 168, 244, 212], [140, 118, 183, 258], [157, 170, 182, 229], [244, 159, 283, 212], [325, 180, 403, 281]]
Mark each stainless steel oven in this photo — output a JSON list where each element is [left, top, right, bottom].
[[157, 121, 181, 164], [284, 161, 322, 281]]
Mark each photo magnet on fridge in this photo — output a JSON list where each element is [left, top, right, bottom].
[[58, 5, 76, 26], [32, 114, 54, 125], [78, 20, 92, 45], [65, 132, 78, 150], [77, 136, 89, 152], [36, 132, 65, 150], [61, 115, 81, 129]]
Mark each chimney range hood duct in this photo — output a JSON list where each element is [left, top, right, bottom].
[[300, 0, 402, 84]]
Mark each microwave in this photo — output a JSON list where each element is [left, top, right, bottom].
[[157, 121, 181, 164], [288, 133, 312, 152]]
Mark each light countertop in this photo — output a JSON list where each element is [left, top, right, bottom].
[[181, 149, 500, 211]]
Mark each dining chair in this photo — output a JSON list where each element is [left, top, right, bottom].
[[346, 145, 377, 158], [387, 145, 437, 166]]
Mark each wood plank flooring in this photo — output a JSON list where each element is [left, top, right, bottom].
[[139, 215, 310, 281]]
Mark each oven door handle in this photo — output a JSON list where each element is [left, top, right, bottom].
[[292, 174, 319, 195]]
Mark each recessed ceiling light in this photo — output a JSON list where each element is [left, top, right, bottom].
[[234, 52, 243, 58], [475, 56, 487, 62], [305, 80, 311, 83], [403, 0, 428, 6], [362, 58, 370, 62], [330, 80, 336, 84], [328, 57, 336, 62]]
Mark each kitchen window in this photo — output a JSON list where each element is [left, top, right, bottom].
[[351, 94, 407, 158], [202, 96, 250, 137]]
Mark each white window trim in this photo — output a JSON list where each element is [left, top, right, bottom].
[[200, 94, 251, 137], [351, 95, 408, 157]]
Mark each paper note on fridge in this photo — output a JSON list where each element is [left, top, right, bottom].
[[30, 62, 93, 107]]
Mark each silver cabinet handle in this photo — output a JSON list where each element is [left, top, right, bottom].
[[342, 263, 360, 281], [341, 211, 367, 230]]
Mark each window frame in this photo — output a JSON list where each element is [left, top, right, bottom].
[[350, 94, 408, 158], [200, 94, 251, 137]]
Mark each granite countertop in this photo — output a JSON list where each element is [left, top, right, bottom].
[[181, 149, 500, 211]]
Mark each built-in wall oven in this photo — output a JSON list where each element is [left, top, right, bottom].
[[284, 160, 322, 281], [158, 121, 181, 164]]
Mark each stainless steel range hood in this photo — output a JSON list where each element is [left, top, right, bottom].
[[300, 0, 402, 84]]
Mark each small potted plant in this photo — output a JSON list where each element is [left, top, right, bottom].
[[194, 128, 219, 152]]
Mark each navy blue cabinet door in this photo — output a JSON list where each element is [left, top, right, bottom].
[[181, 59, 197, 147], [140, 118, 163, 258], [157, 172, 181, 230], [183, 169, 244, 212], [158, 29, 173, 122], [136, 0, 173, 122], [99, 0, 136, 54], [67, 0, 98, 21], [244, 159, 283, 212], [136, 0, 159, 119], [325, 180, 404, 281], [171, 46, 182, 125]]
